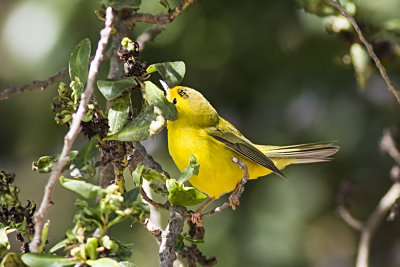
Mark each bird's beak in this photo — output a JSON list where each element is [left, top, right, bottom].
[[159, 80, 170, 99]]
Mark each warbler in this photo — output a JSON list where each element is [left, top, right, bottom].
[[165, 85, 338, 216]]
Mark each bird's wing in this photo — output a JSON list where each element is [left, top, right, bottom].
[[205, 120, 285, 178]]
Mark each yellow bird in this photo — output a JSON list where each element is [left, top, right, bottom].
[[166, 86, 338, 215]]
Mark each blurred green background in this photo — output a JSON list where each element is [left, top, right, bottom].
[[1, 0, 400, 266]]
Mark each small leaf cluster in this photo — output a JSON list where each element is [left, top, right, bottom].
[[0, 170, 35, 258], [53, 179, 148, 264]]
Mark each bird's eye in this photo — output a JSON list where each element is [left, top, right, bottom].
[[172, 98, 177, 104]]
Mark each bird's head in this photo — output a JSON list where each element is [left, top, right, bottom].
[[165, 85, 219, 127]]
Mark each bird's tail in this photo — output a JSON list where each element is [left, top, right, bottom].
[[256, 142, 339, 164]]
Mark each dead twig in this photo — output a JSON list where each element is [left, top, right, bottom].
[[136, 25, 164, 50], [325, 0, 400, 103], [29, 7, 114, 253], [125, 0, 197, 26], [140, 188, 169, 211], [338, 129, 400, 267], [0, 68, 68, 101]]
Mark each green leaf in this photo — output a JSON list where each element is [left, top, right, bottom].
[[87, 257, 118, 267], [123, 187, 140, 204], [108, 93, 131, 135], [177, 155, 199, 183], [166, 179, 207, 206], [0, 228, 10, 257], [70, 137, 97, 179], [143, 81, 177, 120], [101, 0, 141, 10], [118, 262, 138, 267], [104, 107, 155, 141], [97, 78, 137, 100], [132, 164, 144, 186], [32, 156, 56, 173], [21, 253, 77, 267], [59, 177, 101, 199], [142, 168, 166, 183], [49, 239, 67, 253], [159, 0, 170, 10], [85, 237, 99, 260], [350, 43, 371, 89], [146, 61, 186, 87], [39, 221, 50, 253], [0, 252, 27, 267], [69, 38, 91, 85]]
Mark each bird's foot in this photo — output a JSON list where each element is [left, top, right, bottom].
[[229, 194, 240, 210], [191, 212, 203, 226]]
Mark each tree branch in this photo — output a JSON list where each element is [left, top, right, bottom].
[[338, 129, 400, 267], [0, 68, 68, 101], [125, 0, 197, 26], [29, 7, 114, 253], [356, 183, 400, 267], [136, 25, 164, 50], [159, 205, 186, 267], [325, 0, 400, 104]]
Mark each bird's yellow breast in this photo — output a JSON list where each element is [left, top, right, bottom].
[[167, 120, 273, 198]]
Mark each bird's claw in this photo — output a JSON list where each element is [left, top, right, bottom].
[[191, 212, 203, 226], [229, 194, 240, 210]]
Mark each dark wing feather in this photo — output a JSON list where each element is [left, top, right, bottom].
[[206, 126, 286, 178]]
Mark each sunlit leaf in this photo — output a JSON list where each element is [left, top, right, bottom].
[[147, 61, 185, 87], [85, 237, 98, 260], [143, 81, 177, 120], [108, 93, 131, 135], [59, 177, 101, 199], [166, 179, 207, 206], [87, 257, 118, 267], [177, 155, 199, 183], [132, 164, 144, 186], [21, 253, 77, 267], [350, 43, 371, 89], [97, 78, 137, 100], [49, 239, 67, 253], [32, 156, 55, 173], [69, 38, 91, 85], [104, 107, 155, 141], [142, 168, 166, 183]]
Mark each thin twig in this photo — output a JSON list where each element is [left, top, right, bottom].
[[29, 7, 114, 253], [140, 188, 169, 210], [337, 180, 364, 231], [160, 205, 186, 267], [356, 183, 400, 267], [337, 205, 363, 231], [203, 157, 249, 219], [0, 68, 68, 101], [125, 0, 197, 26], [326, 0, 400, 104], [381, 129, 400, 166], [136, 25, 164, 50]]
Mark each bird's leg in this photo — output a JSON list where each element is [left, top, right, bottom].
[[229, 157, 250, 210], [191, 197, 215, 226]]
